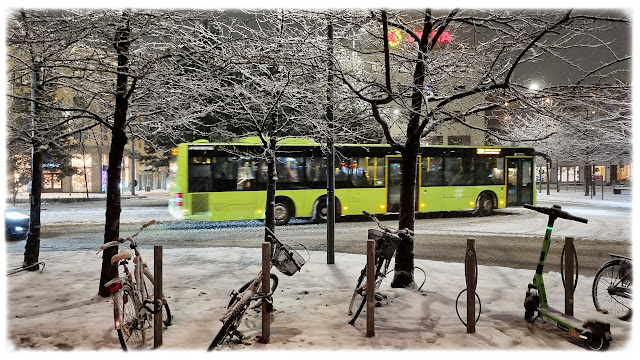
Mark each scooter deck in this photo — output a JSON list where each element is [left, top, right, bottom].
[[539, 306, 584, 332]]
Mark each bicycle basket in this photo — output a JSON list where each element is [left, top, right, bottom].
[[273, 242, 306, 276], [368, 229, 402, 260]]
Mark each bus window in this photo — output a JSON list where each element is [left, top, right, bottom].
[[252, 161, 268, 190], [305, 157, 327, 186], [211, 157, 237, 192], [236, 158, 256, 191], [475, 156, 504, 185], [445, 157, 475, 186], [367, 157, 385, 187], [277, 157, 305, 189], [336, 157, 373, 188], [422, 157, 444, 186], [189, 161, 212, 192]]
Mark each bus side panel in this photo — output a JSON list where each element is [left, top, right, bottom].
[[178, 191, 266, 222], [338, 187, 387, 216], [441, 185, 506, 212], [275, 189, 324, 218], [211, 191, 265, 221], [418, 187, 444, 212], [168, 144, 190, 219], [442, 186, 476, 211]]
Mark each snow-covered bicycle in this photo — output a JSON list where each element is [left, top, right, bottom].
[[207, 227, 307, 350], [98, 220, 172, 350], [347, 211, 424, 325]]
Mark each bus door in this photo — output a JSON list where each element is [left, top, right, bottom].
[[386, 156, 420, 213], [506, 157, 534, 206]]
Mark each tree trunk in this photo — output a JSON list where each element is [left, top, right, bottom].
[[390, 10, 429, 287], [98, 17, 132, 297], [391, 146, 418, 288], [23, 49, 44, 271], [584, 163, 590, 196], [23, 146, 43, 271], [264, 136, 277, 237]]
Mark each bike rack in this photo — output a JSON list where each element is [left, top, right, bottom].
[[7, 262, 45, 276], [455, 238, 481, 332]]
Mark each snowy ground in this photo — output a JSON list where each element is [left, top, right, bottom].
[[4, 247, 635, 354], [3, 187, 635, 356]]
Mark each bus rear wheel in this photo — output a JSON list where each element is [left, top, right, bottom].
[[314, 197, 341, 223], [476, 193, 495, 217], [274, 199, 292, 226]]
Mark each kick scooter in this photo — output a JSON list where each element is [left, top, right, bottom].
[[523, 204, 612, 350]]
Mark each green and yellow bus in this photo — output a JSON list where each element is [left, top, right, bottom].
[[168, 138, 536, 224]]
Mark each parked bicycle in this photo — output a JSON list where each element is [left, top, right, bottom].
[[348, 211, 424, 325], [98, 220, 172, 350], [592, 254, 632, 321], [207, 227, 308, 351]]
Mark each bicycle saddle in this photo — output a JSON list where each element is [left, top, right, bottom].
[[111, 250, 133, 265]]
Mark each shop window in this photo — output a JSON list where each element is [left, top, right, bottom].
[[43, 172, 62, 190], [72, 154, 92, 192]]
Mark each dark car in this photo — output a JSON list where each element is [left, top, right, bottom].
[[5, 210, 30, 241]]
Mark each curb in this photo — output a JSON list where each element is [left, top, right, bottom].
[[6, 195, 150, 205]]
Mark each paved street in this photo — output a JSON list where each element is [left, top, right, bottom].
[[6, 188, 632, 276]]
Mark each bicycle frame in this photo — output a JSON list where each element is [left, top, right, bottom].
[[608, 255, 632, 300], [99, 220, 168, 350], [348, 211, 406, 325], [209, 229, 304, 350]]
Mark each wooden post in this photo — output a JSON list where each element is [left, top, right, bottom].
[[261, 242, 271, 343], [153, 245, 163, 348], [564, 237, 575, 316], [465, 238, 477, 333], [366, 239, 375, 337]]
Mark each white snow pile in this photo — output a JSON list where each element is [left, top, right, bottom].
[[4, 247, 634, 353]]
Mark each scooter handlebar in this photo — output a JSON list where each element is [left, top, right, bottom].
[[523, 204, 588, 224]]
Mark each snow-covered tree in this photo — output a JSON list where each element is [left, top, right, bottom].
[[331, 9, 630, 287], [500, 80, 631, 194], [150, 9, 373, 237], [6, 10, 101, 271]]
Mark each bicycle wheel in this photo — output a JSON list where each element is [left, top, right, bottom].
[[208, 317, 235, 351], [142, 270, 172, 326], [592, 260, 632, 321], [347, 267, 367, 316], [116, 288, 148, 350], [348, 260, 385, 325]]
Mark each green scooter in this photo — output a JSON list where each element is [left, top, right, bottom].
[[523, 204, 612, 350]]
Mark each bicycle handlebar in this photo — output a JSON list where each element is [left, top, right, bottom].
[[362, 211, 414, 237], [523, 204, 588, 224], [96, 220, 157, 254]]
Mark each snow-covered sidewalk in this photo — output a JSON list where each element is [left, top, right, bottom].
[[535, 186, 632, 208], [5, 247, 634, 352]]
